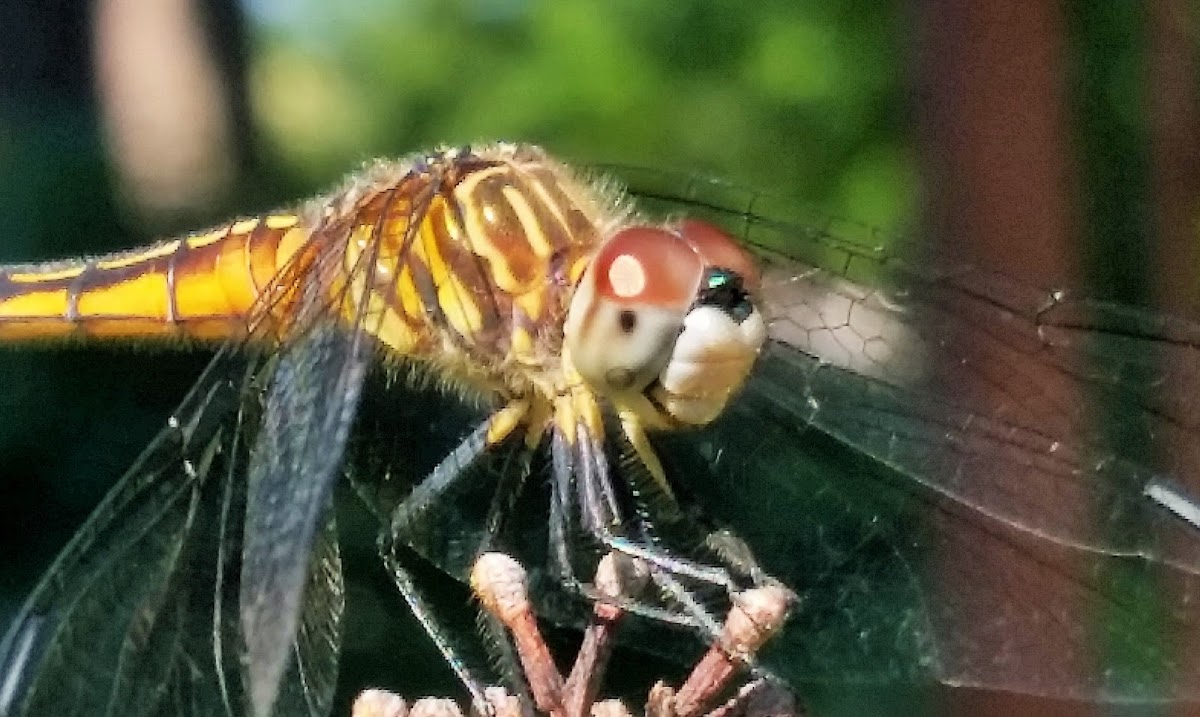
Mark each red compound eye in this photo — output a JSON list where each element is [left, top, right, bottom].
[[592, 227, 703, 311], [677, 220, 760, 292]]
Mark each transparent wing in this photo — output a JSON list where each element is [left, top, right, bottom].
[[621, 167, 1200, 702], [236, 178, 436, 716], [0, 198, 393, 716], [240, 322, 371, 716], [0, 349, 343, 717]]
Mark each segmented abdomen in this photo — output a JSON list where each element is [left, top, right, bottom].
[[0, 214, 310, 341]]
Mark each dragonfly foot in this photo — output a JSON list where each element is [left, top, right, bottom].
[[354, 552, 800, 717]]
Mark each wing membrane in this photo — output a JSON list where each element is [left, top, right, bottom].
[[620, 167, 1200, 701], [0, 349, 344, 717], [241, 326, 368, 717], [0, 196, 382, 716]]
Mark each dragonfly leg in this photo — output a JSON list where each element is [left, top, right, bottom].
[[703, 530, 778, 588], [477, 437, 541, 710], [354, 552, 797, 717], [557, 419, 795, 669], [546, 426, 700, 630], [480, 437, 538, 552], [379, 543, 493, 716], [665, 583, 794, 717], [388, 401, 529, 542], [617, 409, 678, 510], [548, 427, 581, 585], [615, 414, 780, 589], [544, 424, 726, 640], [573, 422, 737, 592], [380, 401, 532, 715]]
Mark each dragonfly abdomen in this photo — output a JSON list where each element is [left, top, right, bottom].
[[0, 214, 310, 342]]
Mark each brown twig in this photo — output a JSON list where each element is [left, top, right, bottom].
[[352, 552, 800, 717]]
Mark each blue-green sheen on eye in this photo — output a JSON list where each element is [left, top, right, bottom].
[[707, 271, 732, 289]]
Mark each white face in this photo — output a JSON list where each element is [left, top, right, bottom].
[[563, 220, 767, 428]]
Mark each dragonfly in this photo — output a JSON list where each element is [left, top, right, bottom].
[[1, 142, 1200, 717], [0, 143, 775, 717]]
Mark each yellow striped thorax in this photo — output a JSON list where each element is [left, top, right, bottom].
[[332, 144, 623, 394]]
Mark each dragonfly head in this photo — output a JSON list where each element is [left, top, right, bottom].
[[564, 219, 766, 427]]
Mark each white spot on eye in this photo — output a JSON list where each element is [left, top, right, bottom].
[[483, 205, 498, 224], [608, 254, 646, 298]]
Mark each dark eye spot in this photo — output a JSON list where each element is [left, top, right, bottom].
[[618, 310, 637, 333]]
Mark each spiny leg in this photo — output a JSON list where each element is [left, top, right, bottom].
[[556, 390, 752, 594], [388, 401, 529, 536], [380, 394, 787, 704], [381, 401, 531, 713], [352, 552, 798, 717], [554, 409, 735, 589], [703, 530, 776, 588], [620, 412, 782, 587], [378, 545, 491, 714], [551, 410, 794, 675], [481, 434, 539, 552], [547, 427, 696, 628], [660, 583, 794, 717], [477, 431, 541, 709], [611, 414, 793, 679], [546, 423, 721, 634], [548, 428, 580, 587], [547, 425, 698, 630]]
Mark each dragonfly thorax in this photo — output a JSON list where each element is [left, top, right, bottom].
[[336, 145, 626, 399]]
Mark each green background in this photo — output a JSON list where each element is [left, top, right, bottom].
[[0, 1, 1196, 715]]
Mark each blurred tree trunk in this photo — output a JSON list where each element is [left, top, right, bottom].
[[1149, 1, 1200, 314], [916, 0, 1200, 714], [92, 0, 253, 226], [1147, 3, 1200, 716], [915, 1, 1090, 715]]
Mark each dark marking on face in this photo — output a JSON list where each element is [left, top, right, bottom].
[[618, 309, 636, 333], [605, 367, 635, 389]]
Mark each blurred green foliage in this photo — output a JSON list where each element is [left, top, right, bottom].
[[244, 0, 914, 231]]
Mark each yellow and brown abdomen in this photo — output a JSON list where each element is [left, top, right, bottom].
[[0, 214, 311, 342]]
